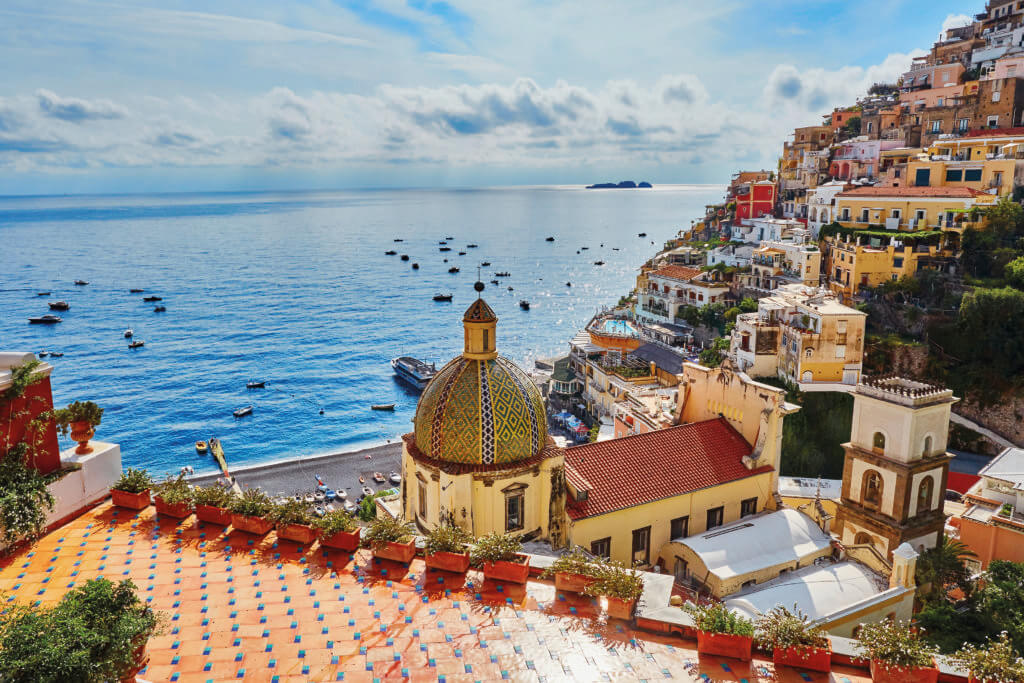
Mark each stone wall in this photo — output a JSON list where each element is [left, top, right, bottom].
[[955, 396, 1024, 449]]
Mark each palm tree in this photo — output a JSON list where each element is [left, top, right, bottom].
[[915, 536, 977, 604]]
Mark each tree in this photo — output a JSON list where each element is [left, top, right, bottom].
[[738, 297, 758, 313], [1005, 255, 1024, 290], [724, 306, 742, 322], [679, 305, 700, 326], [956, 287, 1024, 390], [698, 347, 721, 368], [915, 536, 977, 603], [842, 116, 861, 138]]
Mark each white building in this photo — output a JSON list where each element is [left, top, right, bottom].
[[636, 265, 730, 325], [806, 181, 849, 237]]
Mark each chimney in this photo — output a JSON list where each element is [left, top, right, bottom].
[[890, 542, 919, 589]]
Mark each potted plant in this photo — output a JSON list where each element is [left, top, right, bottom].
[[192, 484, 236, 526], [755, 605, 831, 673], [953, 632, 1024, 683], [314, 509, 361, 551], [470, 532, 530, 584], [423, 523, 471, 573], [584, 561, 644, 620], [364, 515, 416, 564], [685, 602, 755, 661], [152, 475, 194, 519], [541, 549, 604, 594], [110, 468, 153, 510], [228, 488, 275, 535], [269, 498, 318, 545], [855, 619, 938, 683], [53, 400, 104, 455]]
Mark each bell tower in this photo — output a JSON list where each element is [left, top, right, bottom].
[[834, 376, 956, 560]]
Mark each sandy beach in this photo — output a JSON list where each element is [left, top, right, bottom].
[[188, 440, 404, 499]]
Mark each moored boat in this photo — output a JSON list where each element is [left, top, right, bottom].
[[545, 236, 555, 241], [124, 329, 133, 338], [371, 403, 395, 411], [48, 352, 63, 357], [29, 315, 62, 324], [391, 356, 438, 390], [432, 293, 453, 302], [128, 340, 145, 348], [448, 267, 460, 273], [195, 440, 208, 454], [467, 244, 478, 248], [246, 380, 266, 389], [74, 280, 88, 286], [481, 261, 491, 266], [400, 254, 409, 261], [143, 296, 162, 302], [412, 263, 419, 269], [233, 405, 254, 418], [48, 301, 70, 311], [153, 305, 166, 312], [385, 250, 397, 255], [520, 300, 530, 310], [372, 472, 386, 483], [36, 291, 50, 296], [129, 288, 144, 293], [439, 247, 451, 252]]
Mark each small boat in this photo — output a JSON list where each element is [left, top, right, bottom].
[[448, 267, 460, 273], [638, 232, 647, 237], [566, 282, 572, 287], [400, 254, 409, 261], [124, 329, 133, 338], [343, 500, 356, 512], [304, 493, 315, 504], [233, 405, 253, 418], [313, 490, 326, 503], [490, 279, 499, 285], [371, 403, 395, 411], [38, 351, 48, 358], [246, 381, 266, 389], [129, 288, 144, 293], [372, 472, 386, 483], [545, 236, 555, 242], [581, 246, 589, 250], [612, 247, 620, 251], [293, 494, 303, 503], [335, 489, 347, 500], [412, 263, 419, 269], [358, 475, 365, 484], [389, 472, 401, 484], [445, 236, 454, 240], [128, 340, 145, 348], [481, 261, 491, 266], [458, 251, 466, 256], [494, 271, 510, 277], [49, 301, 70, 311], [594, 260, 605, 266], [143, 296, 162, 302], [439, 247, 451, 252], [324, 489, 337, 501], [467, 244, 478, 248], [385, 250, 397, 255], [74, 280, 88, 286], [362, 486, 373, 497], [433, 293, 453, 302], [49, 352, 63, 358], [153, 305, 166, 312], [195, 440, 208, 454], [314, 505, 326, 517], [394, 238, 403, 242], [520, 300, 530, 310], [28, 315, 62, 324], [36, 291, 50, 296], [438, 241, 447, 245], [507, 286, 514, 291]]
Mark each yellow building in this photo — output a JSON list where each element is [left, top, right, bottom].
[[563, 365, 798, 567], [913, 130, 1024, 197], [401, 293, 567, 545], [833, 185, 995, 232]]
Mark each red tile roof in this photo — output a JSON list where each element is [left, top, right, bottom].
[[564, 418, 770, 520], [650, 265, 701, 282], [962, 126, 1024, 138], [836, 186, 987, 198]]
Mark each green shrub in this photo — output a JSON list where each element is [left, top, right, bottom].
[[112, 468, 153, 494], [470, 532, 523, 565], [0, 443, 54, 545], [152, 475, 194, 506], [53, 401, 104, 436], [684, 602, 754, 636], [363, 516, 415, 548], [855, 619, 936, 669], [267, 499, 315, 526], [228, 488, 274, 517], [755, 605, 828, 652], [541, 549, 603, 579], [312, 509, 358, 535], [953, 631, 1024, 683], [192, 484, 235, 508], [583, 562, 644, 600], [424, 523, 470, 555]]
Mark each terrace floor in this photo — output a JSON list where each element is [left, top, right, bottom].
[[0, 502, 873, 682]]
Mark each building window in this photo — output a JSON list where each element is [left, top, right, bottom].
[[891, 209, 901, 220], [859, 208, 869, 222], [591, 537, 610, 559], [894, 257, 904, 268], [958, 118, 969, 131], [706, 506, 724, 530], [863, 470, 883, 505], [930, 120, 941, 133], [505, 491, 524, 532], [917, 477, 934, 513], [923, 435, 933, 457], [835, 345, 846, 358], [945, 169, 963, 182], [670, 516, 689, 539], [741, 497, 758, 517], [915, 209, 926, 221], [417, 479, 427, 518], [805, 347, 813, 358], [965, 168, 983, 182], [988, 115, 999, 127], [632, 526, 651, 565], [873, 432, 886, 451], [841, 208, 851, 220]]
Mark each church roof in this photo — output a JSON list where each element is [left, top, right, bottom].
[[564, 418, 768, 520], [463, 298, 497, 322]]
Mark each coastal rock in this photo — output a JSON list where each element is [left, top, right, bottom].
[[585, 180, 652, 189]]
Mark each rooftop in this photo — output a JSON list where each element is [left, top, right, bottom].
[[631, 343, 686, 375], [649, 265, 702, 282], [978, 446, 1024, 487], [836, 186, 987, 198], [857, 375, 955, 407], [0, 502, 878, 682], [962, 126, 1024, 138], [564, 418, 768, 520]]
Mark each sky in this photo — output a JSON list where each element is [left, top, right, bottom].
[[0, 0, 980, 194]]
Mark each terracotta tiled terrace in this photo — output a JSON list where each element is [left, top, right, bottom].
[[0, 502, 873, 682]]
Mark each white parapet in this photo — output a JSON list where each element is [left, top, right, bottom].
[[48, 441, 122, 525]]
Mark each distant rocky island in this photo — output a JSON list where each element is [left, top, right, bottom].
[[586, 180, 653, 189]]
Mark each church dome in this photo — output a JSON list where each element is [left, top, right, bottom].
[[412, 295, 547, 466]]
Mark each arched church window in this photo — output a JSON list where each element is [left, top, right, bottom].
[[863, 470, 882, 505], [854, 531, 872, 545], [872, 431, 886, 452], [922, 435, 933, 457], [917, 477, 934, 514]]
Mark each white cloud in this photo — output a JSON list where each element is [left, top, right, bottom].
[[942, 13, 973, 33]]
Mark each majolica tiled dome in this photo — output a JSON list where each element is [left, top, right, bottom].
[[413, 296, 546, 466]]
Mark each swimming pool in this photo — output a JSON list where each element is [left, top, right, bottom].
[[599, 319, 639, 336]]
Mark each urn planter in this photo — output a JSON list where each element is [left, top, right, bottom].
[[869, 659, 939, 683], [111, 488, 151, 511], [372, 540, 417, 564], [119, 642, 149, 683], [195, 505, 233, 527], [70, 420, 95, 455], [772, 644, 832, 673], [153, 496, 192, 519], [604, 596, 636, 620], [231, 513, 274, 536], [554, 571, 597, 594], [426, 550, 471, 573], [696, 631, 753, 662], [481, 554, 530, 584], [277, 523, 318, 545], [321, 528, 361, 552]]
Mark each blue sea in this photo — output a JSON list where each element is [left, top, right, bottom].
[[0, 186, 721, 475]]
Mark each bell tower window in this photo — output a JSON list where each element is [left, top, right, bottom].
[[872, 431, 886, 453], [863, 470, 882, 506]]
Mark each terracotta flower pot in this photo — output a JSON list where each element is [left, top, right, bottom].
[[869, 659, 939, 683], [321, 527, 361, 552], [554, 571, 597, 594], [426, 549, 470, 573], [111, 488, 151, 510], [372, 540, 417, 564], [154, 496, 192, 519], [70, 420, 95, 455], [231, 513, 274, 536], [605, 596, 636, 620], [696, 630, 753, 662], [481, 554, 530, 584], [773, 643, 831, 673], [119, 642, 149, 683], [195, 505, 233, 527], [277, 523, 318, 545]]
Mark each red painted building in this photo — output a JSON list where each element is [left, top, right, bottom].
[[1, 354, 61, 475], [733, 180, 777, 221]]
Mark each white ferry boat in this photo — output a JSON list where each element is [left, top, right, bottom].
[[391, 356, 437, 390]]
